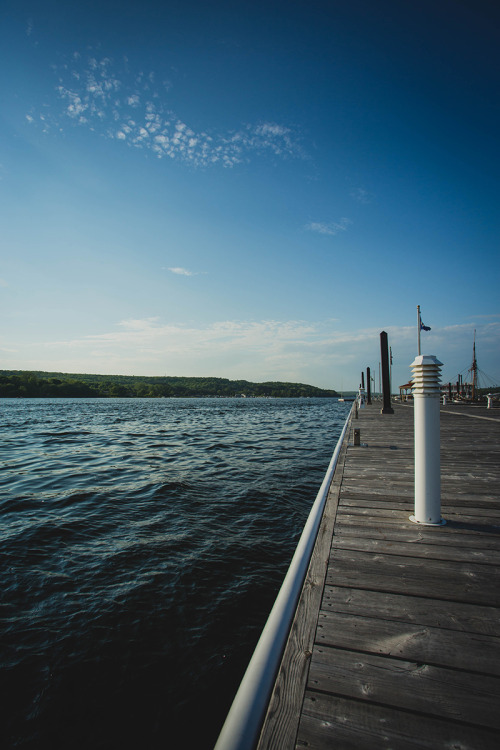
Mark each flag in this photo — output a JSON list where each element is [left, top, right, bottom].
[[420, 320, 431, 331]]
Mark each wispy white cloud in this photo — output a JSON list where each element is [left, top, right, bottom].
[[2, 317, 499, 390], [305, 218, 351, 236], [29, 53, 304, 169], [350, 187, 372, 203], [166, 267, 198, 276], [118, 317, 160, 330], [43, 318, 322, 366], [468, 313, 500, 319]]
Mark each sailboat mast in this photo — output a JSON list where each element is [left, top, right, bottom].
[[471, 330, 477, 400]]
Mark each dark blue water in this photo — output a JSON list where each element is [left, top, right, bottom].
[[1, 397, 350, 749]]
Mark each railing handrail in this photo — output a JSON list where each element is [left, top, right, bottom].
[[214, 405, 353, 750]]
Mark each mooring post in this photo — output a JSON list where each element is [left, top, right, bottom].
[[380, 332, 394, 414], [367, 366, 372, 405], [410, 354, 445, 526]]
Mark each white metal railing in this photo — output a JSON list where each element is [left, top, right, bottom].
[[214, 405, 353, 750]]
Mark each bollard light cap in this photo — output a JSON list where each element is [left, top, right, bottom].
[[410, 355, 443, 368], [410, 354, 443, 394]]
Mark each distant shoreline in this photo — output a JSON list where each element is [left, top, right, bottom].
[[0, 370, 339, 399]]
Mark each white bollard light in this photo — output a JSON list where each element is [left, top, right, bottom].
[[410, 355, 446, 526], [487, 395, 493, 409]]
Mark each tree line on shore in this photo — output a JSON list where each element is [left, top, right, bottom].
[[0, 371, 339, 399]]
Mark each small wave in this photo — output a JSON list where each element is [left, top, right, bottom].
[[1, 396, 350, 749], [206, 442, 232, 451]]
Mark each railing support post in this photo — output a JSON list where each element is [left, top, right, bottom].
[[410, 354, 445, 526]]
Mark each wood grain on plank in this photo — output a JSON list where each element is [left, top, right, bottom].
[[297, 692, 500, 750], [308, 646, 500, 729], [253, 403, 500, 749]]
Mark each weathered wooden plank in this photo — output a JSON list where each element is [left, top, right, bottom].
[[297, 692, 500, 750], [308, 646, 500, 729], [315, 610, 500, 674], [336, 510, 500, 528], [331, 534, 500, 562], [326, 549, 500, 606], [341, 498, 414, 510], [337, 506, 500, 522], [342, 462, 409, 469], [334, 513, 418, 528], [321, 585, 500, 636], [336, 510, 415, 522], [440, 409, 500, 424], [341, 492, 500, 507], [334, 523, 500, 544], [434, 509, 500, 521], [341, 482, 414, 496], [341, 484, 500, 496], [255, 402, 500, 750], [343, 462, 414, 470], [340, 497, 500, 513]]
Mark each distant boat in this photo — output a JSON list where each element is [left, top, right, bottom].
[[444, 330, 498, 401], [337, 383, 355, 403]]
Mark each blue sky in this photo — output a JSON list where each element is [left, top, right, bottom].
[[1, 0, 499, 390]]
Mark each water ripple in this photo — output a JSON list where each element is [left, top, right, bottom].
[[1, 397, 349, 750]]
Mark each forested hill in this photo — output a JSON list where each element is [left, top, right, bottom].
[[0, 371, 339, 398]]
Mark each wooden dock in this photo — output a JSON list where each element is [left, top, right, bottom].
[[257, 402, 500, 749]]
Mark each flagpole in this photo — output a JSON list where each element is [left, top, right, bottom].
[[417, 305, 421, 355]]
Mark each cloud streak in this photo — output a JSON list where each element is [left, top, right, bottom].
[[166, 267, 198, 276], [33, 318, 351, 383], [3, 311, 498, 389], [15, 317, 494, 388], [350, 187, 372, 204], [29, 53, 304, 168], [305, 218, 351, 236]]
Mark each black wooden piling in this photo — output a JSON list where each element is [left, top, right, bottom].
[[380, 331, 394, 414]]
